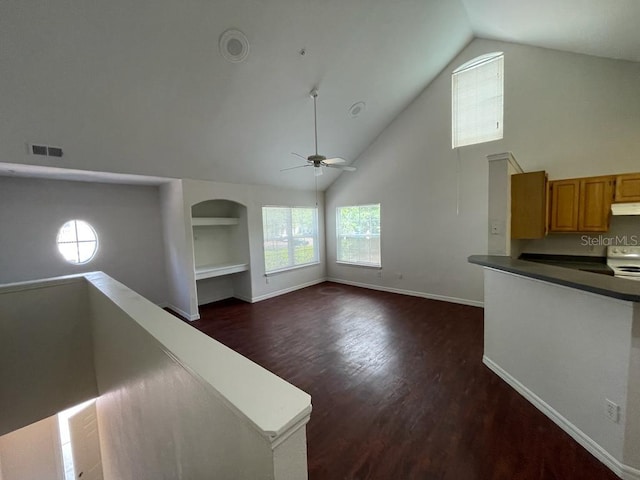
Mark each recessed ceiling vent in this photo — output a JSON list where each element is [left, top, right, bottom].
[[219, 29, 250, 63], [349, 101, 366, 118]]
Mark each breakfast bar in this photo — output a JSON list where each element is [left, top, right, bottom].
[[469, 255, 640, 479]]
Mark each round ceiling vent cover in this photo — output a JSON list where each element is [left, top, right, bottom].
[[219, 29, 250, 63], [349, 101, 366, 118]]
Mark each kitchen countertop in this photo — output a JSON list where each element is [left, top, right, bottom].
[[468, 255, 640, 302], [518, 253, 614, 276]]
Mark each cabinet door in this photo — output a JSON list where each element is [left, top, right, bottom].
[[578, 176, 614, 232], [511, 171, 547, 239], [614, 173, 640, 202], [549, 179, 579, 232]]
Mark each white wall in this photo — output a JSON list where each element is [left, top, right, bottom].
[[0, 415, 62, 480], [163, 178, 326, 319], [483, 268, 639, 476], [87, 272, 311, 479], [0, 278, 97, 436], [0, 176, 168, 304], [325, 39, 640, 305], [159, 180, 194, 317]]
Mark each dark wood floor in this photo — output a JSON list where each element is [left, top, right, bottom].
[[182, 282, 619, 480]]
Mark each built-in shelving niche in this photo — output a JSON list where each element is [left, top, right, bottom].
[[191, 200, 251, 306]]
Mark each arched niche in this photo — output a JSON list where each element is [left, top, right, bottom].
[[190, 199, 251, 306]]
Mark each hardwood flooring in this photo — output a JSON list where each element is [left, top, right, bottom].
[[182, 282, 619, 480]]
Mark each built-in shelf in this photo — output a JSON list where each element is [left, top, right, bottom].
[[192, 217, 239, 227], [195, 262, 249, 280]]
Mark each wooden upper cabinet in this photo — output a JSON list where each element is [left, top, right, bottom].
[[549, 179, 580, 232], [549, 176, 614, 233], [614, 173, 640, 203], [578, 176, 614, 232], [511, 171, 548, 239]]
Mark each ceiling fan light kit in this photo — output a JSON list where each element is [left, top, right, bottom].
[[282, 87, 357, 176]]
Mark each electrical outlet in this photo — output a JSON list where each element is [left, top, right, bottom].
[[396, 272, 403, 279], [605, 399, 620, 423], [376, 270, 382, 278]]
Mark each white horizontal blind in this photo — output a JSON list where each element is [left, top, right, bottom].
[[452, 53, 504, 148], [262, 206, 319, 273], [336, 204, 381, 267]]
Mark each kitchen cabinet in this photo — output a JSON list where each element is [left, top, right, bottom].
[[614, 173, 640, 203], [511, 171, 548, 239], [548, 176, 613, 233], [548, 179, 580, 232]]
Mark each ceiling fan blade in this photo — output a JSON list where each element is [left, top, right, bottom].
[[314, 166, 323, 176], [291, 152, 308, 161], [323, 157, 346, 165], [325, 164, 356, 172], [281, 164, 312, 172]]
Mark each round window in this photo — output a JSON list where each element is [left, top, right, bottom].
[[56, 220, 98, 264]]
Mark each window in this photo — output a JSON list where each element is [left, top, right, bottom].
[[262, 206, 319, 273], [336, 204, 381, 267], [452, 52, 504, 148], [56, 220, 98, 264]]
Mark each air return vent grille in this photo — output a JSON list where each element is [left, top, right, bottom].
[[28, 143, 64, 158]]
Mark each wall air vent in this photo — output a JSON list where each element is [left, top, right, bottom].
[[28, 143, 64, 158]]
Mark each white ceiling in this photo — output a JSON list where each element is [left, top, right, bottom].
[[0, 0, 638, 190]]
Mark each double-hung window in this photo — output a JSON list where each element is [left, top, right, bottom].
[[452, 52, 504, 148], [262, 206, 319, 273], [336, 204, 381, 267]]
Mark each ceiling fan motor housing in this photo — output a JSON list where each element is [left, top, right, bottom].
[[308, 154, 326, 165]]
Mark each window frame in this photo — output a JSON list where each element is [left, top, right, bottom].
[[336, 203, 381, 268], [56, 219, 99, 265], [261, 205, 320, 275], [451, 51, 504, 149]]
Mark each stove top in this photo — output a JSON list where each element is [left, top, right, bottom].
[[607, 246, 640, 278]]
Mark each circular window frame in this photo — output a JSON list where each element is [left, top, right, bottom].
[[56, 219, 99, 265]]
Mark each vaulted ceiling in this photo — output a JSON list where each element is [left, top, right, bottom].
[[1, 0, 638, 190]]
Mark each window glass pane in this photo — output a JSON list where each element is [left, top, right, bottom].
[[57, 242, 79, 263], [75, 220, 97, 242], [336, 204, 381, 267], [57, 221, 78, 243], [77, 241, 98, 263], [263, 206, 319, 273]]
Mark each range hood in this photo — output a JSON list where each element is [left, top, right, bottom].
[[611, 203, 640, 216]]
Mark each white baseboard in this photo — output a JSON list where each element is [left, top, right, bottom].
[[167, 304, 200, 321], [251, 278, 328, 303], [326, 277, 484, 308], [483, 356, 640, 480]]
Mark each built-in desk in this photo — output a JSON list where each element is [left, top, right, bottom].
[[469, 255, 640, 479]]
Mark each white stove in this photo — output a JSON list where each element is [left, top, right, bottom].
[[607, 246, 640, 281]]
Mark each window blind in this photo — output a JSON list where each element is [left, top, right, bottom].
[[452, 53, 504, 148]]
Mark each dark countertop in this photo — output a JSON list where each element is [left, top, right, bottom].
[[468, 255, 640, 302], [518, 253, 614, 276]]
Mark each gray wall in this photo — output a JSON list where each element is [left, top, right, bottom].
[[0, 278, 97, 436], [0, 176, 168, 304], [88, 282, 276, 480], [326, 38, 640, 305]]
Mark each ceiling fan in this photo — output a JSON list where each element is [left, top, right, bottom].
[[282, 88, 357, 177]]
